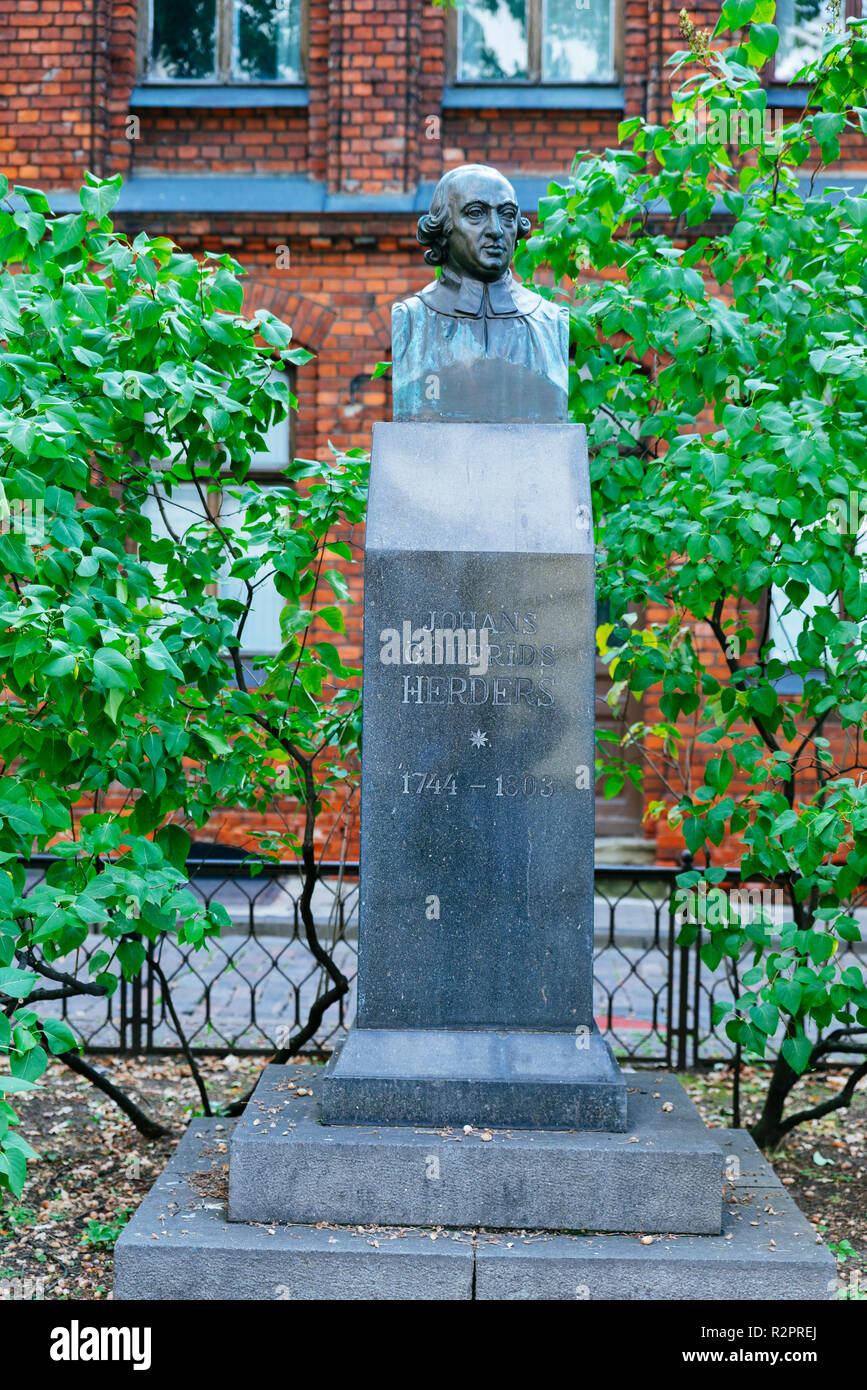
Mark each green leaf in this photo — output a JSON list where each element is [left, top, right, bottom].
[[749, 1002, 779, 1035], [772, 980, 803, 1014], [118, 940, 147, 978], [723, 404, 758, 440], [92, 647, 135, 690], [782, 1035, 813, 1075], [41, 1018, 78, 1055], [749, 21, 778, 55], [11, 1044, 47, 1081], [0, 1075, 38, 1094], [197, 727, 233, 757], [42, 653, 76, 678], [0, 1146, 27, 1197], [80, 177, 122, 221], [155, 823, 191, 870], [52, 212, 88, 253], [716, 0, 758, 34], [3, 1130, 39, 1161], [142, 641, 184, 680], [0, 967, 35, 999], [314, 641, 354, 678], [317, 605, 346, 633], [841, 195, 867, 229], [807, 932, 835, 964]]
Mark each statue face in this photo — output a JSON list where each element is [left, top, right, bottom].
[[444, 169, 520, 283]]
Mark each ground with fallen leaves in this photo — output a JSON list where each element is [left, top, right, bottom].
[[0, 1055, 864, 1299]]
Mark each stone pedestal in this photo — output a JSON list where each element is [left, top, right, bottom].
[[114, 1064, 837, 1302], [321, 421, 626, 1130]]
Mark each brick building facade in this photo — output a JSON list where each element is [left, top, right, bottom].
[[2, 0, 864, 863]]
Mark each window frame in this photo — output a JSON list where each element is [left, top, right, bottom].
[[446, 0, 624, 87], [136, 0, 309, 87]]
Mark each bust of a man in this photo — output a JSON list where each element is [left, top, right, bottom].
[[391, 164, 569, 423]]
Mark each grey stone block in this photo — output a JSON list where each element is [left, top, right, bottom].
[[114, 1120, 474, 1302], [474, 1129, 836, 1301], [230, 1066, 720, 1233], [116, 1121, 833, 1302], [355, 424, 596, 1040], [321, 1028, 627, 1131]]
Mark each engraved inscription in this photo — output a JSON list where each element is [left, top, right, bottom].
[[379, 607, 556, 704]]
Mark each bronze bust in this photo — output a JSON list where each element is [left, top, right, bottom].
[[391, 164, 569, 423]]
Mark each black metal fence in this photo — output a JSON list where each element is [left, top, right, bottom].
[[24, 855, 866, 1068]]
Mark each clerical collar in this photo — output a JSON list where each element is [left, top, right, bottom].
[[422, 265, 522, 318]]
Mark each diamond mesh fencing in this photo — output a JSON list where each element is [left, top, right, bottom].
[[22, 856, 867, 1066]]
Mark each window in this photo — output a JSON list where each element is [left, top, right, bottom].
[[766, 517, 867, 686], [774, 0, 857, 83], [767, 582, 837, 669], [140, 368, 295, 660], [141, 0, 304, 83], [454, 0, 620, 84], [143, 483, 285, 657]]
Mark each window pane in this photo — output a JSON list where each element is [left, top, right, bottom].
[[142, 485, 283, 655], [142, 484, 210, 618], [543, 0, 614, 82], [219, 491, 284, 654], [143, 484, 206, 547], [458, 0, 529, 82], [151, 0, 217, 80], [248, 414, 292, 470], [774, 0, 841, 81], [233, 0, 303, 82], [250, 367, 294, 469], [768, 584, 840, 673]]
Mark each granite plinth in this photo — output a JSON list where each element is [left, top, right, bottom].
[[356, 423, 595, 1035], [320, 1028, 627, 1130], [324, 422, 611, 1129], [231, 1066, 718, 1232], [115, 1124, 835, 1302]]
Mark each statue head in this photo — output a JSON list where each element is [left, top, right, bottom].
[[417, 164, 532, 282]]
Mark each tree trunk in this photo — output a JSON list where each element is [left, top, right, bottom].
[[749, 1048, 799, 1151]]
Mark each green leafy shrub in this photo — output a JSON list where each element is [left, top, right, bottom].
[[0, 172, 367, 1199]]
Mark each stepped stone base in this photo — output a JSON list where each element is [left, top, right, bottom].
[[320, 1028, 628, 1131], [229, 1065, 722, 1233], [114, 1114, 835, 1302]]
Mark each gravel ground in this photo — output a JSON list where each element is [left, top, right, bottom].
[[0, 1054, 864, 1300]]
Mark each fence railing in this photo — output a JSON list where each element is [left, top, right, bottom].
[[23, 855, 867, 1067]]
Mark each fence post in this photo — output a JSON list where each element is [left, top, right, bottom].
[[674, 851, 692, 1071], [130, 931, 143, 1055]]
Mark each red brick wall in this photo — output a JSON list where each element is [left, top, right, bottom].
[[128, 107, 309, 175], [0, 0, 109, 184]]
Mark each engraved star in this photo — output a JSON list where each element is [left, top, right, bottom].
[[469, 729, 489, 749]]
